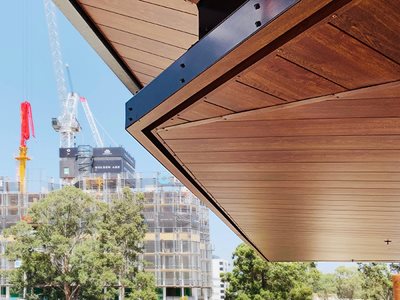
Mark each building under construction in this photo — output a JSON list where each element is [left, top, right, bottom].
[[0, 147, 212, 299], [73, 166, 213, 299]]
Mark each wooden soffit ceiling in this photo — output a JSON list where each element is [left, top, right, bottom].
[[55, 0, 199, 91], [125, 0, 400, 262]]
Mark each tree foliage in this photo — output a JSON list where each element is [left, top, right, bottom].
[[222, 243, 317, 300], [5, 186, 157, 300], [334, 266, 362, 300], [358, 263, 392, 300], [223, 244, 397, 300], [314, 273, 336, 300]]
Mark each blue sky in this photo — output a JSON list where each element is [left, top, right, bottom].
[[0, 1, 349, 273]]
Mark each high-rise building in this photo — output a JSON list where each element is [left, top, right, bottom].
[[211, 258, 230, 300]]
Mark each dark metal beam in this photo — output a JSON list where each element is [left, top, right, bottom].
[[125, 0, 299, 127]]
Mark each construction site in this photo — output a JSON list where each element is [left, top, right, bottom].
[[0, 0, 212, 299]]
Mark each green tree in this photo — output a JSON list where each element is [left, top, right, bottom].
[[334, 266, 362, 300], [5, 186, 157, 300], [222, 243, 317, 300], [358, 263, 392, 300], [315, 273, 336, 300]]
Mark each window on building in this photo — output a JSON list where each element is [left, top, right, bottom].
[[63, 167, 70, 175], [219, 261, 223, 265], [219, 267, 224, 271], [220, 284, 224, 287]]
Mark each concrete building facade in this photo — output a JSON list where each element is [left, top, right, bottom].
[[211, 258, 230, 300]]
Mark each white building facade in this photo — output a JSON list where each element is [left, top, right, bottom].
[[211, 258, 230, 300]]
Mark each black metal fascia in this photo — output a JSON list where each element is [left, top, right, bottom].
[[125, 0, 299, 128]]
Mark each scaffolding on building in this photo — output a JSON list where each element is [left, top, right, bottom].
[[0, 173, 212, 299]]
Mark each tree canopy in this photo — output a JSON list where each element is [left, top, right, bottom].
[[222, 243, 317, 300], [358, 263, 392, 300], [223, 244, 397, 300], [4, 186, 157, 300]]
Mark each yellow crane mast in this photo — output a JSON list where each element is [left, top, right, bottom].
[[15, 101, 34, 193]]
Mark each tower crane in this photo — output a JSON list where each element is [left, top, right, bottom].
[[44, 0, 104, 148], [80, 97, 104, 147], [15, 101, 34, 193]]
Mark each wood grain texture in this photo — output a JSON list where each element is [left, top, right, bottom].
[[125, 58, 164, 77], [207, 187, 400, 196], [159, 118, 400, 139], [188, 162, 400, 173], [167, 135, 400, 152], [205, 80, 285, 112], [194, 172, 400, 182], [203, 180, 400, 189], [238, 54, 345, 101], [330, 0, 400, 64], [237, 98, 400, 121], [79, 0, 198, 34], [114, 42, 174, 70], [99, 25, 187, 60], [178, 100, 233, 121], [177, 150, 400, 163], [135, 72, 155, 85], [139, 0, 198, 15], [279, 23, 400, 89], [81, 4, 197, 48], [157, 82, 400, 131]]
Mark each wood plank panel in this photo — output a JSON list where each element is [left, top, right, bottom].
[[139, 0, 198, 15], [330, 0, 400, 64], [162, 118, 188, 127], [159, 118, 400, 139], [238, 98, 400, 121], [195, 172, 400, 182], [207, 187, 400, 196], [135, 72, 155, 85], [248, 226, 400, 235], [214, 193, 400, 202], [125, 58, 163, 77], [337, 81, 400, 100], [243, 225, 400, 236], [203, 180, 400, 189], [238, 54, 345, 101], [205, 81, 285, 112], [279, 23, 400, 89], [224, 203, 400, 212], [79, 0, 198, 34], [81, 5, 197, 48], [247, 229, 400, 239], [167, 135, 400, 152], [178, 149, 400, 163], [115, 43, 174, 69], [189, 162, 400, 173], [99, 25, 186, 60], [178, 100, 233, 121], [228, 209, 400, 219], [231, 215, 400, 226]]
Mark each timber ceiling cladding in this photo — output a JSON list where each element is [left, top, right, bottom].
[[127, 0, 400, 261], [77, 0, 199, 85]]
